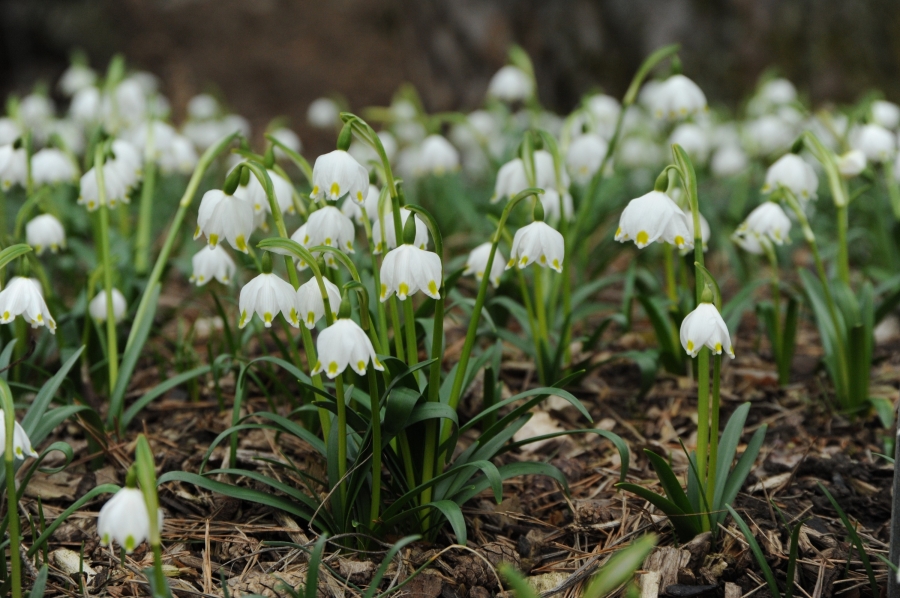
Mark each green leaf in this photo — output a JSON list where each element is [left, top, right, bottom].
[[109, 283, 160, 428], [817, 482, 879, 598], [362, 535, 421, 598], [0, 339, 16, 382], [28, 565, 48, 598], [22, 346, 84, 436], [727, 505, 781, 598], [121, 365, 212, 429], [583, 534, 657, 598], [617, 483, 701, 542], [304, 534, 328, 598], [713, 424, 766, 530], [644, 450, 695, 519]]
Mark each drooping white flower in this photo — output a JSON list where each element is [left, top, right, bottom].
[[238, 272, 300, 329], [0, 410, 38, 460], [0, 145, 27, 190], [507, 221, 565, 272], [195, 189, 254, 253], [732, 201, 792, 255], [744, 115, 796, 157], [416, 135, 459, 175], [77, 163, 128, 211], [307, 98, 340, 129], [373, 208, 429, 254], [837, 149, 866, 178], [711, 145, 749, 178], [380, 244, 443, 301], [615, 191, 693, 250], [463, 242, 505, 288], [652, 74, 707, 120], [26, 214, 66, 255], [680, 302, 735, 358], [669, 123, 710, 164], [190, 245, 236, 286], [270, 127, 302, 159], [304, 206, 356, 253], [348, 131, 397, 168], [491, 158, 528, 203], [312, 318, 384, 378], [296, 277, 341, 329], [872, 100, 900, 130], [31, 148, 77, 187], [158, 135, 198, 175], [70, 87, 102, 124], [540, 189, 573, 223], [342, 184, 384, 224], [566, 134, 609, 184], [233, 167, 295, 215], [852, 124, 896, 163], [187, 94, 219, 120], [19, 95, 54, 131], [97, 487, 162, 554], [0, 277, 55, 332], [0, 118, 21, 146], [311, 150, 368, 203], [89, 289, 127, 323], [748, 78, 798, 115], [487, 66, 533, 102], [58, 64, 97, 96], [617, 137, 665, 169], [586, 94, 621, 138], [762, 153, 818, 201]]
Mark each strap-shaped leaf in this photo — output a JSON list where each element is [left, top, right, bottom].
[[22, 346, 84, 435], [618, 483, 700, 542]]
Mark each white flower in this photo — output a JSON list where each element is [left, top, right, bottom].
[[182, 120, 222, 150], [312, 318, 383, 378], [507, 221, 565, 272], [463, 242, 505, 288], [617, 137, 665, 169], [0, 277, 55, 332], [31, 149, 77, 187], [762, 153, 818, 201], [586, 94, 621, 138], [97, 487, 163, 553], [0, 118, 21, 146], [348, 131, 397, 168], [78, 163, 127, 211], [270, 127, 302, 159], [380, 244, 443, 301], [190, 245, 235, 286], [711, 145, 749, 178], [732, 201, 791, 255], [852, 124, 896, 163], [491, 150, 564, 203], [307, 98, 340, 129], [872, 100, 900, 130], [0, 410, 37, 460], [540, 189, 573, 222], [187, 94, 219, 120], [70, 87, 102, 124], [158, 135, 198, 175], [195, 189, 254, 253], [89, 289, 127, 323], [305, 206, 356, 253], [566, 134, 608, 184], [19, 95, 54, 130], [652, 74, 707, 120], [837, 149, 866, 178], [373, 208, 429, 254], [238, 272, 300, 329], [342, 185, 384, 224], [233, 167, 295, 215], [59, 64, 97, 96], [748, 79, 798, 115], [0, 145, 27, 190], [487, 66, 533, 102], [26, 214, 66, 255], [680, 302, 734, 358], [416, 135, 459, 175], [615, 191, 693, 250], [311, 150, 368, 203], [296, 277, 341, 329], [669, 123, 710, 164], [744, 115, 796, 157]]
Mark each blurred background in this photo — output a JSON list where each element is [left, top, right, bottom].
[[3, 0, 900, 154]]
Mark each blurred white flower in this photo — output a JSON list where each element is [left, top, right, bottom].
[[233, 167, 295, 215], [540, 189, 573, 223], [158, 135, 198, 175], [762, 153, 818, 201], [852, 123, 896, 163], [97, 487, 162, 554], [872, 100, 900, 130], [0, 145, 27, 190], [32, 148, 77, 186], [711, 145, 749, 178], [59, 64, 97, 96], [417, 135, 459, 175], [187, 94, 219, 120], [566, 134, 608, 184], [463, 242, 505, 288], [670, 123, 710, 164], [837, 149, 866, 178], [651, 74, 707, 120], [26, 214, 66, 255], [89, 289, 127, 323], [733, 201, 792, 255], [307, 98, 340, 129], [507, 221, 565, 272], [190, 245, 236, 286], [0, 118, 21, 146], [487, 66, 533, 102], [745, 115, 796, 157], [71, 87, 102, 124]]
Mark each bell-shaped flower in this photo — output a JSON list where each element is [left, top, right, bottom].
[[669, 123, 710, 164], [89, 289, 127, 323], [373, 208, 428, 254], [70, 87, 102, 124], [59, 64, 97, 96], [0, 145, 27, 190], [0, 119, 21, 146], [304, 206, 356, 253], [158, 135, 198, 175], [732, 201, 791, 255], [507, 221, 565, 272], [97, 487, 163, 554], [187, 94, 219, 120], [615, 191, 693, 250], [463, 242, 505, 288], [307, 98, 340, 129], [540, 189, 573, 223], [652, 74, 707, 120], [238, 272, 300, 329], [0, 277, 55, 333], [234, 168, 295, 215], [190, 245, 235, 286], [680, 302, 735, 358], [566, 134, 608, 184], [289, 224, 337, 270], [26, 214, 66, 255], [297, 276, 342, 329], [312, 318, 384, 378], [586, 94, 621, 138], [491, 158, 529, 203], [837, 149, 866, 178], [311, 150, 368, 203], [711, 145, 748, 178], [77, 163, 128, 211], [487, 66, 533, 102], [417, 135, 460, 175], [0, 410, 37, 460], [19, 95, 54, 132], [762, 153, 818, 201], [31, 148, 77, 187], [342, 184, 384, 224], [380, 244, 443, 301], [195, 189, 254, 253], [872, 100, 900, 130], [852, 124, 896, 163]]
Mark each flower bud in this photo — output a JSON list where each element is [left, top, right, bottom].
[[337, 123, 353, 152]]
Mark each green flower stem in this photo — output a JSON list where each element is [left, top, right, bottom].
[[533, 263, 549, 343], [367, 368, 382, 529], [663, 244, 678, 305], [244, 163, 300, 289], [94, 145, 119, 393], [301, 326, 329, 437], [706, 354, 721, 513], [334, 374, 348, 504], [836, 203, 850, 286], [402, 299, 418, 366], [135, 124, 157, 274], [389, 298, 406, 361], [762, 242, 786, 384], [885, 161, 900, 220], [134, 435, 167, 595], [696, 347, 710, 531], [516, 268, 545, 384], [126, 132, 240, 352], [1, 380, 21, 598]]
